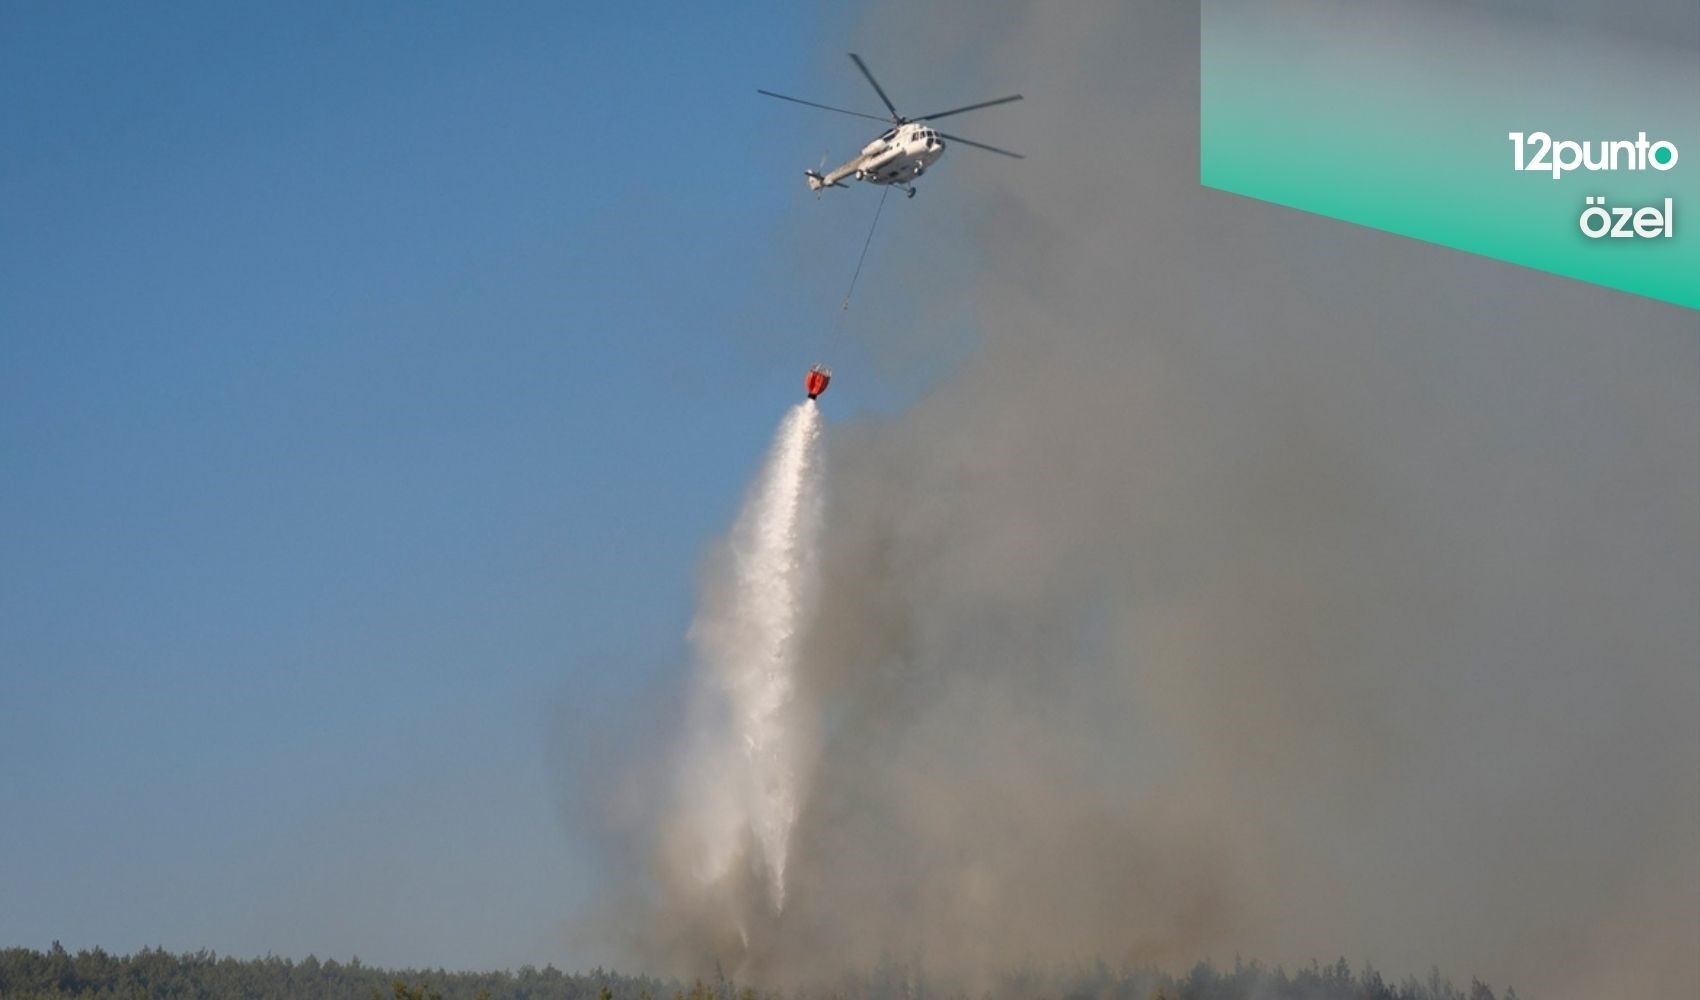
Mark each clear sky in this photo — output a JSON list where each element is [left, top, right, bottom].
[[0, 0, 941, 971]]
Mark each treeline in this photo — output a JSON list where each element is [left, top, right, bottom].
[[0, 944, 1519, 1000], [0, 946, 662, 1000]]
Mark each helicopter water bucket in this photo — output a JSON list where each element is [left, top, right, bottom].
[[805, 364, 832, 400]]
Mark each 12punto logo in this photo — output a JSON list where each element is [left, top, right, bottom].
[[1508, 130, 1680, 240]]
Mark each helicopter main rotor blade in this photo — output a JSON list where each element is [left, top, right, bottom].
[[937, 132, 1025, 159], [756, 89, 892, 123], [915, 93, 1024, 122], [848, 52, 903, 120]]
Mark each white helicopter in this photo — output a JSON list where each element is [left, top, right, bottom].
[[759, 53, 1023, 198]]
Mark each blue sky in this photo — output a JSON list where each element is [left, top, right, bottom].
[[0, 0, 950, 970]]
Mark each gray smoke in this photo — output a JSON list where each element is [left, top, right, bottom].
[[589, 3, 1699, 997]]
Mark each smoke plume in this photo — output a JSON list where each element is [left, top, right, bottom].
[[590, 4, 1699, 998]]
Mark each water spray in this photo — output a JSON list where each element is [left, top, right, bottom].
[[673, 401, 825, 913]]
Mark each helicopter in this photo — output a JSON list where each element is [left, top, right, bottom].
[[759, 53, 1023, 198]]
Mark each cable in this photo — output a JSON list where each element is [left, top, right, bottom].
[[838, 186, 891, 319]]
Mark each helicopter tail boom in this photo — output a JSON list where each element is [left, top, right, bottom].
[[805, 163, 855, 192]]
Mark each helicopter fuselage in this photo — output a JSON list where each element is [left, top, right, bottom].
[[807, 123, 945, 193], [764, 52, 1020, 196]]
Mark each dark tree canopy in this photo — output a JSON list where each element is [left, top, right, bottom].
[[0, 944, 1515, 1000]]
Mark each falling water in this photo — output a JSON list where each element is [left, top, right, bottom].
[[676, 401, 824, 913]]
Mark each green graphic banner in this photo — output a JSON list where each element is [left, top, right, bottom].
[[1201, 0, 1699, 310]]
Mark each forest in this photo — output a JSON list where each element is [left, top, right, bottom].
[[0, 945, 1521, 1000]]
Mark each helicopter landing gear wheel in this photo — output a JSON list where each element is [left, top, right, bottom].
[[905, 187, 917, 199]]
